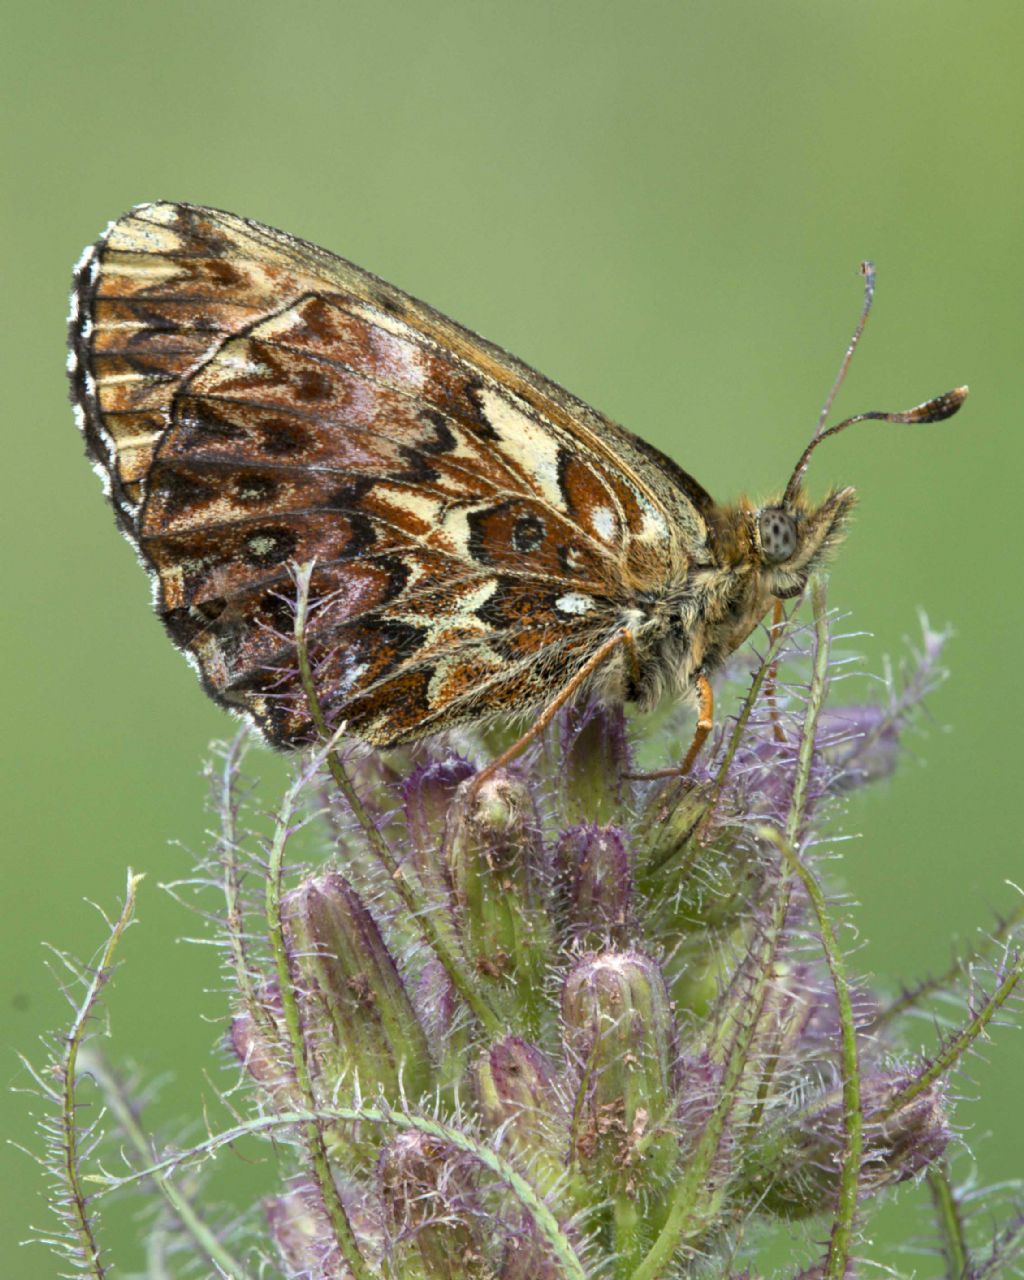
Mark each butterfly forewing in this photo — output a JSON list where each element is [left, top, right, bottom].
[[70, 203, 710, 747]]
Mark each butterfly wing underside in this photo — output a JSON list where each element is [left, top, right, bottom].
[[69, 202, 712, 747]]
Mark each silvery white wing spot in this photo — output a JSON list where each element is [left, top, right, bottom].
[[68, 204, 966, 766]]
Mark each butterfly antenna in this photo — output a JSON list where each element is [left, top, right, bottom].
[[818, 260, 877, 439], [782, 262, 968, 506]]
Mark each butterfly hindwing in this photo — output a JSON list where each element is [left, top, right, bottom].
[[70, 203, 711, 746]]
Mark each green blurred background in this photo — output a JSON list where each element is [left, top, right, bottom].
[[3, 2, 1021, 1274]]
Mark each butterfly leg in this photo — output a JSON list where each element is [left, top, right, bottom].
[[626, 671, 714, 781], [680, 671, 714, 773], [469, 628, 632, 795]]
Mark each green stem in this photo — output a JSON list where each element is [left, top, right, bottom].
[[878, 947, 1024, 1121], [632, 582, 833, 1280], [761, 827, 862, 1280], [870, 900, 1024, 1031], [265, 765, 375, 1280], [292, 563, 501, 1037], [60, 869, 143, 1280], [786, 579, 831, 846], [927, 1162, 969, 1279], [215, 729, 279, 1044], [83, 1049, 253, 1280]]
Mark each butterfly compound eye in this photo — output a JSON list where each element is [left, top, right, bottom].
[[758, 509, 798, 563]]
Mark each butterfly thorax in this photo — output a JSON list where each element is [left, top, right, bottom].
[[623, 486, 855, 712]]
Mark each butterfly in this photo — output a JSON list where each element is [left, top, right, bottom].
[[69, 203, 966, 775]]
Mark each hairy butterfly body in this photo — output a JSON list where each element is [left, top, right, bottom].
[[69, 203, 965, 760]]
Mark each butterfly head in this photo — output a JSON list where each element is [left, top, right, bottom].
[[752, 382, 969, 599], [751, 486, 856, 599]]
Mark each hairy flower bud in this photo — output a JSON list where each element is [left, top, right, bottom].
[[820, 703, 901, 790], [445, 771, 552, 1031], [561, 950, 680, 1204], [553, 823, 633, 946], [403, 755, 474, 906], [228, 986, 301, 1112], [267, 1178, 378, 1279], [282, 872, 432, 1102], [378, 1131, 493, 1279], [740, 1069, 950, 1217], [559, 704, 633, 826], [476, 1036, 568, 1198]]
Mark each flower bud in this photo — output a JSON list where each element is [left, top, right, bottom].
[[637, 776, 717, 876], [859, 1072, 950, 1186], [228, 989, 301, 1113], [739, 961, 841, 1090], [415, 959, 473, 1080], [327, 743, 404, 850], [637, 774, 777, 951], [740, 1069, 950, 1218], [267, 1177, 378, 1279], [553, 823, 633, 946], [559, 703, 633, 826], [819, 704, 900, 791], [445, 771, 552, 1031], [282, 872, 432, 1102], [500, 1217, 566, 1279], [476, 1036, 568, 1198], [403, 755, 474, 906], [561, 951, 680, 1193], [378, 1131, 492, 1279]]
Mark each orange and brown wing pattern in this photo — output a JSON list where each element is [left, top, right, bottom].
[[70, 203, 699, 746]]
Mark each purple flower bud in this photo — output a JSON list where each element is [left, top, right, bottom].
[[859, 1070, 951, 1185], [267, 1177, 379, 1279], [414, 958, 459, 1041], [378, 1131, 492, 1279], [282, 872, 432, 1101], [228, 984, 301, 1112], [819, 703, 901, 791], [476, 1037, 568, 1197], [740, 1068, 949, 1217], [559, 703, 633, 825], [553, 823, 633, 946], [403, 755, 475, 905]]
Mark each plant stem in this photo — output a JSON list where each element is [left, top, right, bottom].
[[83, 1049, 253, 1280], [927, 1162, 969, 1279], [762, 827, 862, 1280], [869, 901, 1024, 1031], [878, 948, 1024, 1121], [60, 869, 143, 1280], [264, 765, 375, 1280], [632, 583, 833, 1279], [215, 729, 279, 1044]]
